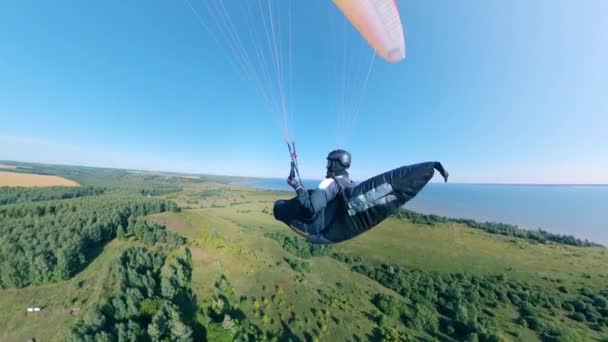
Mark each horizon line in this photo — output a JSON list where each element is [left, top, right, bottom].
[[2, 158, 607, 186]]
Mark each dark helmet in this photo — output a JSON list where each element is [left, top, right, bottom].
[[327, 149, 351, 169]]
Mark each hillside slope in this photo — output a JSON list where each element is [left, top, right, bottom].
[[0, 169, 606, 341]]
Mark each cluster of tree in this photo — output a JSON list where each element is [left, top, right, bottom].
[[354, 263, 606, 340], [0, 186, 105, 206], [357, 264, 505, 340], [118, 217, 186, 247], [139, 184, 183, 197], [564, 287, 608, 331], [0, 195, 179, 288], [393, 208, 602, 247], [283, 257, 311, 273], [264, 232, 328, 258], [391, 208, 449, 226], [264, 232, 362, 265], [199, 189, 225, 199], [181, 174, 242, 184], [366, 294, 425, 341], [205, 275, 268, 341], [267, 231, 607, 340], [71, 247, 200, 341]]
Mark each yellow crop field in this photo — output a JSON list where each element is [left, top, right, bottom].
[[0, 171, 79, 187]]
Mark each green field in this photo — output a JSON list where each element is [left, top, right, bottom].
[[0, 163, 606, 341]]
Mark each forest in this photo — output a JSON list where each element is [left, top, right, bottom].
[[0, 186, 105, 205], [0, 187, 179, 288], [268, 231, 608, 341], [70, 246, 199, 341]]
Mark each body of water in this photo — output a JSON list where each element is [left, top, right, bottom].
[[232, 179, 608, 245]]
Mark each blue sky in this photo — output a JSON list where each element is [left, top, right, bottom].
[[1, 0, 607, 183]]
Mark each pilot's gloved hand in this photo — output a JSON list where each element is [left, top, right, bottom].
[[287, 162, 302, 190], [287, 177, 301, 190]]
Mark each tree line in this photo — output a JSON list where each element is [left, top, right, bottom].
[[392, 208, 602, 247], [0, 186, 105, 206]]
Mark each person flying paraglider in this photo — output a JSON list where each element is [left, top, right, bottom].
[[193, 1, 449, 244], [273, 150, 449, 244]]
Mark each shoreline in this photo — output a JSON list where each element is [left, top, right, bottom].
[[232, 179, 608, 246]]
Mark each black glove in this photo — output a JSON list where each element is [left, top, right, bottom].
[[287, 162, 302, 190], [287, 177, 300, 189]]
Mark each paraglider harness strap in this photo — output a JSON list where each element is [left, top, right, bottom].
[[331, 176, 351, 216]]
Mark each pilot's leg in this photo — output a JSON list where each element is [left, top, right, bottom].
[[273, 197, 301, 224]]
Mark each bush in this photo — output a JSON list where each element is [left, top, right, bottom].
[[525, 315, 545, 331], [466, 333, 479, 342], [541, 325, 584, 342], [571, 312, 586, 322], [411, 304, 439, 334], [561, 302, 574, 312], [284, 258, 311, 273], [371, 294, 401, 318]]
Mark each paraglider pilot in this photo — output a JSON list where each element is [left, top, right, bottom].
[[273, 150, 449, 244]]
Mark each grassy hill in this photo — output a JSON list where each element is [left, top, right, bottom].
[[150, 180, 608, 341], [0, 163, 606, 341]]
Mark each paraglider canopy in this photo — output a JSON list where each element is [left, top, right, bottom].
[[332, 0, 406, 63]]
